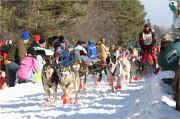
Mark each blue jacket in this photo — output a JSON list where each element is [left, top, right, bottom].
[[87, 43, 97, 60], [56, 47, 70, 67]]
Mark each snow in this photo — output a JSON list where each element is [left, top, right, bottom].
[[1, 71, 180, 119]]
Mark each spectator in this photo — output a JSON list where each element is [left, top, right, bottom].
[[5, 32, 30, 87], [68, 44, 75, 62], [27, 35, 41, 54], [109, 44, 116, 57], [116, 46, 121, 58], [96, 37, 110, 63], [56, 39, 70, 67], [74, 40, 90, 63], [87, 40, 97, 63]]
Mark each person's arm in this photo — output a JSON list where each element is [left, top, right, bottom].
[[139, 33, 145, 50], [82, 47, 87, 54], [104, 45, 110, 56], [152, 32, 157, 47]]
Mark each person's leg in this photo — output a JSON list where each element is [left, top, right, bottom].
[[5, 62, 19, 87], [5, 66, 10, 86], [140, 53, 147, 72], [152, 53, 160, 74], [141, 53, 147, 65], [152, 53, 158, 66], [147, 54, 154, 66]]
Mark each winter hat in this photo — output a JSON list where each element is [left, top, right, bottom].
[[59, 35, 65, 43], [39, 39, 46, 44], [88, 40, 94, 44], [21, 32, 30, 40], [33, 35, 40, 43], [144, 24, 150, 28], [80, 41, 86, 45]]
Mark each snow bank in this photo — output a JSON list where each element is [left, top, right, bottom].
[[0, 71, 180, 119]]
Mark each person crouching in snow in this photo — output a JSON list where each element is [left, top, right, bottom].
[[139, 24, 160, 74], [17, 49, 40, 84]]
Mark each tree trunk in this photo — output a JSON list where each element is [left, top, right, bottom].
[[28, 0, 38, 33], [32, 0, 38, 33]]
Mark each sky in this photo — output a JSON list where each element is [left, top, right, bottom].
[[140, 0, 172, 28]]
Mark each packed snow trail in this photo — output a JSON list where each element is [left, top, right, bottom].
[[0, 71, 180, 119]]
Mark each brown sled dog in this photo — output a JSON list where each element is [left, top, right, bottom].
[[60, 61, 81, 104], [42, 64, 60, 104]]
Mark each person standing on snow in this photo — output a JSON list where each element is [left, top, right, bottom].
[[96, 37, 110, 63], [139, 24, 160, 74], [5, 32, 30, 87], [87, 40, 97, 63], [27, 35, 41, 54], [109, 44, 116, 58], [55, 39, 70, 67], [74, 40, 91, 63]]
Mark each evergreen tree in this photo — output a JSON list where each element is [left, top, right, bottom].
[[0, 0, 87, 39], [114, 0, 146, 47], [0, 0, 146, 46]]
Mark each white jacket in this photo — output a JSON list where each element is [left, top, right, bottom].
[[74, 45, 87, 54]]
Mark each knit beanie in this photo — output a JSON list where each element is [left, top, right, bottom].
[[21, 32, 30, 40], [33, 35, 40, 43]]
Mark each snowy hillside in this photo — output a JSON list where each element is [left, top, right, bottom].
[[0, 71, 180, 119]]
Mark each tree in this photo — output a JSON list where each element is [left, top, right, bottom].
[[0, 0, 87, 39], [0, 0, 146, 46], [113, 0, 146, 47]]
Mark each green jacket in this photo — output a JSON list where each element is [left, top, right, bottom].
[[6, 39, 27, 64]]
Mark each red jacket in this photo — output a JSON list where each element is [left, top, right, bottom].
[[0, 51, 7, 66], [0, 42, 7, 66], [0, 77, 6, 89]]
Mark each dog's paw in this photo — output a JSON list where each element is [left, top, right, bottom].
[[73, 100, 78, 104], [114, 85, 121, 90], [45, 98, 49, 102], [61, 94, 66, 100], [63, 99, 67, 104]]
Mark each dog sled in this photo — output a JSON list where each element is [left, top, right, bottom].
[[88, 59, 107, 74]]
